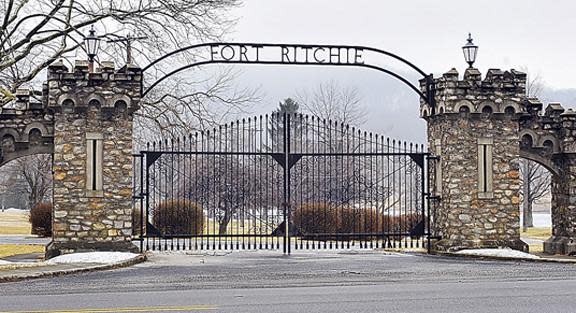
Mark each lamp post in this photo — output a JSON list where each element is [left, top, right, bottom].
[[84, 26, 101, 72], [462, 33, 478, 68]]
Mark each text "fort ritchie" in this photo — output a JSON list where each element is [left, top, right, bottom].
[[210, 44, 365, 65]]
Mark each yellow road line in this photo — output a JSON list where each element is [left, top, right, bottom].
[[0, 305, 217, 313]]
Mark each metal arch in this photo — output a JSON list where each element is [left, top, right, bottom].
[[142, 42, 429, 76], [143, 59, 427, 99], [141, 42, 436, 107]]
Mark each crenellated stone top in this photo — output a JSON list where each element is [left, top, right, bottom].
[[1, 88, 44, 114], [46, 59, 142, 114], [420, 67, 527, 118]]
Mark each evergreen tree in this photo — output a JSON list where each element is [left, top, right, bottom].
[[268, 98, 301, 152]]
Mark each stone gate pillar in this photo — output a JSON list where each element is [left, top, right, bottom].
[[45, 60, 141, 258], [420, 68, 528, 252], [545, 110, 576, 255]]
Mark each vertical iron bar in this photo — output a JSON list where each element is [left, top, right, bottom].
[[145, 143, 150, 251], [392, 139, 396, 248], [328, 120, 333, 250], [282, 113, 287, 254], [368, 133, 378, 248], [265, 115, 270, 250], [200, 132, 205, 250], [346, 125, 351, 249], [427, 151, 432, 254], [409, 142, 414, 248], [284, 113, 291, 254]]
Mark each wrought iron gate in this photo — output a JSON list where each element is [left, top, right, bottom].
[[134, 113, 433, 253]]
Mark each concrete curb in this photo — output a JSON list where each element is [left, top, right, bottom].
[[0, 254, 147, 283], [433, 251, 576, 264], [0, 262, 45, 271]]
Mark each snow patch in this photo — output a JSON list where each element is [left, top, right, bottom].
[[455, 248, 540, 259], [46, 252, 139, 265], [2, 208, 27, 214], [0, 260, 13, 265]]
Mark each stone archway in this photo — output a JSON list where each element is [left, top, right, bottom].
[[516, 156, 553, 252]]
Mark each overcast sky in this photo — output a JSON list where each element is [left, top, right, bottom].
[[231, 0, 575, 87], [211, 1, 576, 142]]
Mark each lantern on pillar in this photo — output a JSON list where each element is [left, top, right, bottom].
[[84, 26, 101, 72], [462, 33, 478, 68]]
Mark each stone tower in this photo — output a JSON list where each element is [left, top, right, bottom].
[[420, 67, 528, 252], [45, 60, 141, 257], [546, 109, 576, 255], [520, 103, 576, 255]]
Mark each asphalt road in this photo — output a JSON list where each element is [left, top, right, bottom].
[[1, 250, 576, 313]]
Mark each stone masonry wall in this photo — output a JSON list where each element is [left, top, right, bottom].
[[545, 110, 576, 254], [427, 115, 524, 251], [0, 90, 54, 166], [421, 68, 528, 252], [45, 60, 141, 257]]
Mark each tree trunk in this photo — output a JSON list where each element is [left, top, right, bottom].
[[522, 175, 534, 231], [219, 209, 231, 235], [525, 200, 534, 229], [28, 187, 38, 210], [522, 163, 531, 231]]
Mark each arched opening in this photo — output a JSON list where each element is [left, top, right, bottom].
[[88, 99, 101, 108], [0, 154, 53, 237], [518, 157, 553, 253], [505, 106, 516, 115], [481, 105, 493, 114], [1, 135, 16, 153], [62, 99, 75, 113], [458, 105, 470, 113], [520, 134, 534, 148], [29, 128, 42, 146], [114, 99, 128, 112], [542, 140, 554, 153]]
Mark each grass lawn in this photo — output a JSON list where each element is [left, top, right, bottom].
[[528, 243, 543, 253], [521, 227, 551, 241], [0, 244, 44, 259], [0, 211, 31, 235]]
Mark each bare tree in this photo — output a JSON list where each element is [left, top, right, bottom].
[[1, 0, 258, 136], [0, 1, 262, 215], [293, 82, 408, 216], [194, 156, 270, 234], [519, 160, 550, 230], [296, 80, 366, 126], [5, 154, 52, 209], [1, 0, 239, 90], [525, 71, 545, 102], [135, 67, 260, 142], [0, 163, 28, 209]]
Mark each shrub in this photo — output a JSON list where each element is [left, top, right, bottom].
[[292, 203, 341, 239], [381, 213, 422, 234], [293, 203, 423, 241], [152, 199, 204, 236], [339, 207, 381, 239], [29, 202, 52, 237], [380, 213, 424, 242]]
